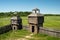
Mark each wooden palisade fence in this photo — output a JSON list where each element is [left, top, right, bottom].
[[0, 24, 12, 34]]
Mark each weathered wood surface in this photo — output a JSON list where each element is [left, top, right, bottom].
[[0, 24, 12, 34], [23, 26, 60, 38], [39, 27, 60, 38]]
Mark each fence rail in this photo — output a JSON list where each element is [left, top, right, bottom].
[[0, 25, 60, 38], [0, 24, 12, 34], [39, 27, 60, 38]]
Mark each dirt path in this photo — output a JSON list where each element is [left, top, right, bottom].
[[17, 33, 33, 40]]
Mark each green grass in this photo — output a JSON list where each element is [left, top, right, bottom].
[[21, 16, 28, 25], [0, 29, 31, 40], [44, 16, 60, 30], [0, 17, 10, 27], [29, 33, 60, 40], [0, 16, 60, 30]]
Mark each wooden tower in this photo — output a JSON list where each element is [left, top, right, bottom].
[[11, 12, 22, 31], [28, 8, 44, 33]]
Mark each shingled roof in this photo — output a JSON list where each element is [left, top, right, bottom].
[[28, 8, 43, 16]]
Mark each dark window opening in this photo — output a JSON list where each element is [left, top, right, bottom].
[[32, 26, 34, 32], [37, 27, 39, 33], [14, 27, 15, 30]]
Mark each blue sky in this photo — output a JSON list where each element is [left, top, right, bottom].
[[0, 0, 60, 14]]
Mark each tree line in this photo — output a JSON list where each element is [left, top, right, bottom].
[[0, 11, 31, 17], [0, 11, 60, 17]]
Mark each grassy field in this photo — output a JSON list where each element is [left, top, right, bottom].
[[0, 16, 60, 40], [0, 29, 31, 40], [0, 29, 60, 40], [0, 16, 60, 30], [0, 17, 10, 27], [29, 33, 60, 40], [44, 16, 60, 30]]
